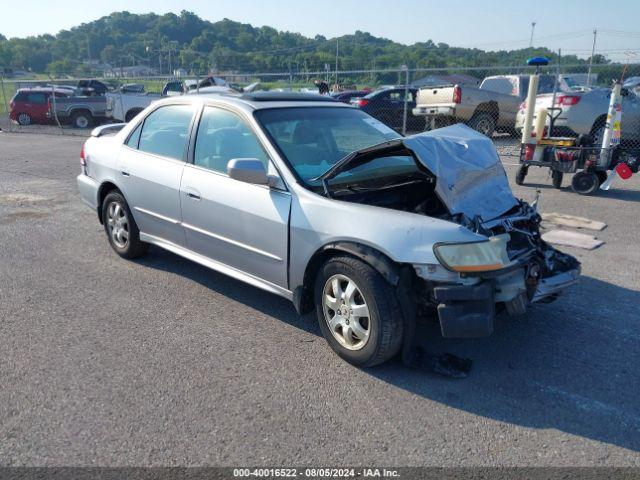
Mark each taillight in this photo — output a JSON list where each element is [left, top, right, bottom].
[[80, 144, 86, 167], [555, 95, 581, 106], [356, 99, 369, 107], [452, 85, 462, 104]]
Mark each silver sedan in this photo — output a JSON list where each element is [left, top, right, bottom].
[[77, 92, 579, 366]]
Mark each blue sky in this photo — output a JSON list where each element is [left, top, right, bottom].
[[2, 0, 639, 61]]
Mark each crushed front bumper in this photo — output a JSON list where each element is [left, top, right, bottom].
[[431, 260, 581, 338]]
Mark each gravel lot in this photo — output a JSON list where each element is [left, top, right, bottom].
[[0, 131, 639, 467]]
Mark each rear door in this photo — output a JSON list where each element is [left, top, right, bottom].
[[117, 103, 196, 246], [26, 92, 49, 123], [180, 105, 290, 288]]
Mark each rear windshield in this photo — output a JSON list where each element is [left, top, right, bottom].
[[254, 107, 402, 185]]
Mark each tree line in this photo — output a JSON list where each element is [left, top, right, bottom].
[[0, 10, 601, 80]]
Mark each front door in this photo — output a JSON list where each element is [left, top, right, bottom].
[[180, 106, 290, 288], [117, 103, 196, 246]]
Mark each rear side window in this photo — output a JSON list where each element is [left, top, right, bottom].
[[126, 123, 142, 149], [26, 92, 48, 104], [480, 78, 513, 95], [136, 105, 194, 161], [12, 92, 28, 102]]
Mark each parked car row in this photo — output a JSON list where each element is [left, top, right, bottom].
[[412, 73, 640, 142]]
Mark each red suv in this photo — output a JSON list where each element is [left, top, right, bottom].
[[9, 88, 71, 126]]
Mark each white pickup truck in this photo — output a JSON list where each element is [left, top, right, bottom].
[[413, 75, 569, 137], [105, 89, 162, 123]]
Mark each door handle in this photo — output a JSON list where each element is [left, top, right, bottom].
[[185, 188, 201, 200], [121, 171, 130, 177]]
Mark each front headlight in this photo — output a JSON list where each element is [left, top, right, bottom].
[[434, 235, 511, 273]]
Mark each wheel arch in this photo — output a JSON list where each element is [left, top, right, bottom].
[[472, 101, 499, 122], [125, 108, 144, 122], [96, 181, 122, 224], [293, 241, 402, 315]]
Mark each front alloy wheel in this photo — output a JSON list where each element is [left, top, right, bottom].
[[315, 256, 403, 367], [322, 274, 371, 350]]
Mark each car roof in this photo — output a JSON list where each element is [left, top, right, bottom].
[[17, 87, 70, 94], [154, 91, 352, 112]]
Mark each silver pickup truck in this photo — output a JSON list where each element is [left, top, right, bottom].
[[413, 75, 567, 137], [47, 95, 108, 129]]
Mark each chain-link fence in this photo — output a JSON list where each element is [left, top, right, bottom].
[[3, 63, 640, 157]]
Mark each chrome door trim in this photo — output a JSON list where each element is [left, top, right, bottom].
[[133, 206, 181, 225], [182, 221, 284, 262], [139, 232, 293, 300]]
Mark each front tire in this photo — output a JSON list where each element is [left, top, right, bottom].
[[314, 256, 403, 367], [101, 191, 148, 258]]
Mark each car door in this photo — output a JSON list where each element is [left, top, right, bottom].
[[26, 92, 49, 123], [117, 103, 196, 247], [180, 105, 291, 288]]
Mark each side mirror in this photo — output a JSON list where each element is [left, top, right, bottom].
[[227, 158, 269, 185]]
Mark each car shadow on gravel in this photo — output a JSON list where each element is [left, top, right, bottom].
[[373, 275, 640, 453], [135, 248, 640, 452]]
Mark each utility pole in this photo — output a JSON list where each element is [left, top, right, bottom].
[[335, 39, 339, 92], [529, 21, 537, 48], [587, 29, 597, 87]]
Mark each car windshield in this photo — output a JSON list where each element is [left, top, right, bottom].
[[255, 107, 406, 187]]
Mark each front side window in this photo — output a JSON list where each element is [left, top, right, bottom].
[[194, 106, 270, 173], [255, 107, 401, 186], [137, 105, 194, 161]]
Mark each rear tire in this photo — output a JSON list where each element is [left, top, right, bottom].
[[469, 112, 496, 137], [71, 110, 94, 129], [314, 256, 403, 367], [101, 191, 148, 259]]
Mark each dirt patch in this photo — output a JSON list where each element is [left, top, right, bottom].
[[0, 211, 51, 224], [0, 193, 50, 205]]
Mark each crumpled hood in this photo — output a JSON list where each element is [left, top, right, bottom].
[[403, 124, 518, 221]]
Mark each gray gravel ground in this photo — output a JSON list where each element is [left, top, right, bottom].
[[0, 132, 639, 467]]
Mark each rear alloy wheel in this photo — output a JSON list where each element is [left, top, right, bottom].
[[17, 113, 32, 126], [315, 256, 403, 367], [71, 111, 93, 129], [101, 191, 148, 259], [469, 112, 496, 137]]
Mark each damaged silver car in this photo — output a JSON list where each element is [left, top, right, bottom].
[[77, 92, 580, 367]]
